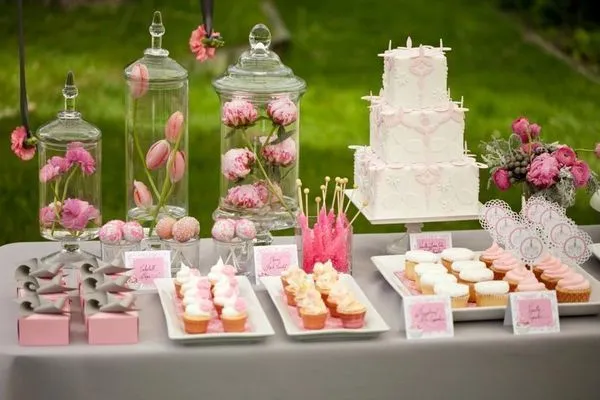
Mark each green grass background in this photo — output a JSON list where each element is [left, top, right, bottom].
[[1, 0, 599, 245]]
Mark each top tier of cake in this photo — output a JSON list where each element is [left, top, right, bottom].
[[380, 38, 450, 110]]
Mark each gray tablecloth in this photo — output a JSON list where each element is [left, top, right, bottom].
[[2, 230, 600, 400]]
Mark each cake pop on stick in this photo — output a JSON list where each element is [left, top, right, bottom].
[[296, 179, 304, 216], [315, 197, 321, 218], [324, 176, 331, 209], [320, 185, 327, 211], [303, 188, 310, 217]]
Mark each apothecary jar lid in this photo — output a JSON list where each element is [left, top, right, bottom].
[[212, 24, 306, 95], [123, 11, 187, 83]]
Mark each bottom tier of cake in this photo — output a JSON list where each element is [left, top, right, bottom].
[[353, 147, 484, 220]]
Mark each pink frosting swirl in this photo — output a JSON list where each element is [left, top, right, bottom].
[[481, 242, 504, 260], [516, 276, 546, 292], [491, 252, 521, 272], [542, 264, 572, 280], [504, 267, 534, 283], [535, 254, 562, 271], [557, 272, 590, 290]]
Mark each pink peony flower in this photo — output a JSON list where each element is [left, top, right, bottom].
[[529, 123, 541, 138], [165, 111, 184, 143], [129, 63, 149, 98], [553, 146, 577, 167], [133, 181, 153, 209], [571, 160, 591, 188], [221, 148, 255, 181], [221, 99, 258, 128], [526, 153, 559, 188], [189, 25, 219, 62], [267, 97, 298, 126], [169, 151, 186, 183], [49, 156, 70, 173], [39, 163, 60, 183], [253, 181, 282, 204], [224, 184, 265, 209], [595, 143, 600, 159], [10, 126, 36, 160], [65, 142, 95, 175], [60, 198, 99, 231], [261, 137, 297, 167], [146, 140, 171, 170], [512, 117, 530, 142], [39, 202, 60, 227], [492, 168, 511, 191]]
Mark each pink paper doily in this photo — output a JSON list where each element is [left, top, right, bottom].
[[393, 271, 476, 308], [173, 297, 253, 333]]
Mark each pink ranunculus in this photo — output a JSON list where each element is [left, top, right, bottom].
[[49, 156, 70, 173], [10, 126, 36, 160], [526, 153, 560, 189], [267, 97, 298, 126], [511, 117, 530, 142], [146, 139, 171, 170], [261, 137, 297, 167], [221, 148, 255, 181], [529, 123, 541, 139], [189, 25, 219, 62], [224, 184, 265, 209], [571, 160, 591, 188], [492, 168, 511, 191], [60, 198, 99, 231], [39, 202, 60, 227], [553, 146, 577, 167], [39, 163, 60, 183], [65, 142, 95, 175], [129, 63, 149, 98], [169, 151, 186, 183], [165, 111, 184, 143], [595, 143, 600, 159], [221, 99, 258, 128], [520, 142, 541, 154], [253, 180, 282, 204], [133, 180, 153, 209]]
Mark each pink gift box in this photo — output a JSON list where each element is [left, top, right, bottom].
[[86, 311, 139, 345], [18, 314, 70, 346]]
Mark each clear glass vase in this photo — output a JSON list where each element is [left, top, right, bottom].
[[37, 72, 102, 264], [213, 238, 254, 278], [101, 242, 140, 264], [162, 239, 200, 276], [212, 24, 306, 245], [124, 11, 188, 236]]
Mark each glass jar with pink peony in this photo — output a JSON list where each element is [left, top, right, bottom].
[[212, 24, 306, 245], [124, 11, 189, 236], [37, 72, 102, 263]]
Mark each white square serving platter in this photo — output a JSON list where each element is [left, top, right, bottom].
[[372, 255, 600, 322], [261, 274, 390, 340], [154, 277, 275, 344]]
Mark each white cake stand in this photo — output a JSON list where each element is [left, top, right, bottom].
[[345, 189, 481, 254]]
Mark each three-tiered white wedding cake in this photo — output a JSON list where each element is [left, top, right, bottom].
[[353, 38, 484, 220]]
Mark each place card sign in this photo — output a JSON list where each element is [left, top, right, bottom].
[[402, 295, 453, 339], [124, 250, 171, 292], [253, 244, 299, 285], [504, 291, 560, 335], [409, 232, 452, 254]]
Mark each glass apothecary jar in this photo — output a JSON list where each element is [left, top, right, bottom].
[[124, 11, 188, 236], [212, 24, 306, 245], [37, 72, 102, 262]]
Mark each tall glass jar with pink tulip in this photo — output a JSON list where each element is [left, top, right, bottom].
[[37, 71, 102, 262], [212, 24, 306, 245], [124, 11, 188, 236]]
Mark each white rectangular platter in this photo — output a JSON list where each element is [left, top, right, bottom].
[[154, 277, 275, 344], [372, 255, 600, 322], [261, 274, 390, 340]]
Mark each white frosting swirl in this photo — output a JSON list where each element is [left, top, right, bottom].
[[474, 280, 509, 295]]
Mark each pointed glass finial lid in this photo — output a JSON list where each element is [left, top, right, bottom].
[[124, 11, 187, 82], [213, 23, 306, 95], [37, 71, 101, 144]]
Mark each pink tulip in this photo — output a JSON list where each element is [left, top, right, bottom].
[[146, 140, 170, 170], [129, 63, 149, 98], [169, 151, 186, 183], [165, 111, 184, 143], [133, 181, 153, 208]]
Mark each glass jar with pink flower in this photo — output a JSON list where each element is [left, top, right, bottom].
[[37, 72, 102, 261], [124, 11, 188, 236], [212, 24, 306, 245]]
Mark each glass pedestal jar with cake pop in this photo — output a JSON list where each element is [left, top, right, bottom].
[[295, 177, 361, 275], [37, 72, 102, 264], [212, 24, 306, 246], [99, 220, 144, 263], [156, 216, 200, 275], [211, 218, 257, 278], [124, 11, 189, 236]]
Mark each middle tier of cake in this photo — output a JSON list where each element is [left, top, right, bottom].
[[353, 147, 482, 220], [369, 98, 466, 164]]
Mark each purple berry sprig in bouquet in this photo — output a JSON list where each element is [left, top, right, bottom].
[[480, 117, 599, 208]]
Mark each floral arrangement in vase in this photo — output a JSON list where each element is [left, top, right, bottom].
[[481, 116, 599, 208], [220, 97, 298, 214]]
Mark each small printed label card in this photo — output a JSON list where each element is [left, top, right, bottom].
[[402, 295, 454, 339], [409, 232, 452, 254], [124, 250, 171, 292], [504, 291, 560, 335], [253, 244, 299, 285]]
